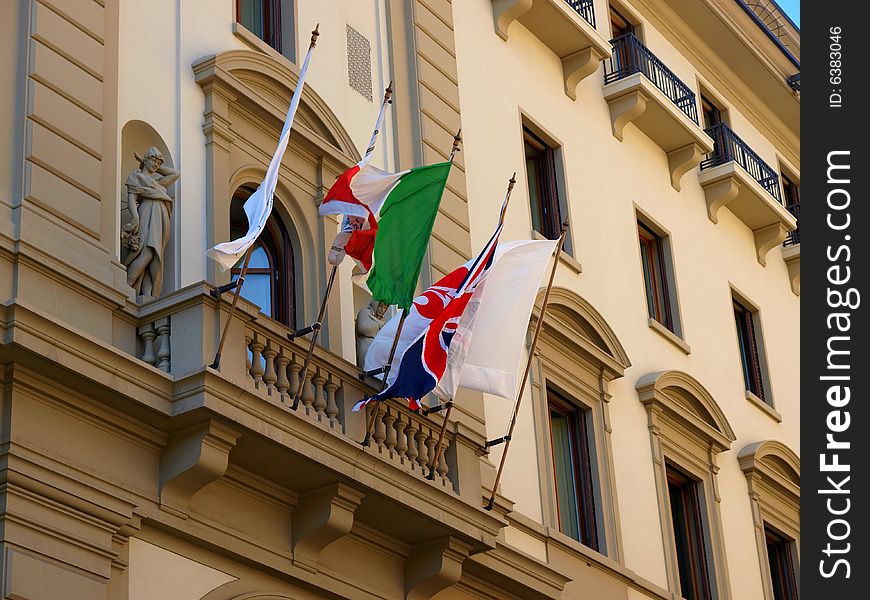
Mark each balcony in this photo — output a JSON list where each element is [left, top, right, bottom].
[[782, 201, 800, 295], [698, 123, 797, 266], [602, 33, 714, 190], [491, 0, 612, 100], [122, 284, 507, 578]]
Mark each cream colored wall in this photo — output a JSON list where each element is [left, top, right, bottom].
[[128, 538, 236, 600], [453, 0, 798, 597], [118, 0, 395, 355]]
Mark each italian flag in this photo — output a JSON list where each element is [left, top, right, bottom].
[[320, 161, 451, 310]]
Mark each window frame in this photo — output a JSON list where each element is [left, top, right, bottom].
[[231, 187, 297, 328], [523, 127, 563, 242], [731, 288, 773, 409], [764, 526, 799, 600], [637, 371, 735, 600], [739, 441, 800, 600], [529, 290, 631, 563], [666, 463, 714, 600], [638, 222, 673, 330], [548, 390, 599, 550], [236, 0, 283, 53]]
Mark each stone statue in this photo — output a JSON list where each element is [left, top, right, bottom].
[[355, 300, 388, 368], [122, 147, 179, 300]]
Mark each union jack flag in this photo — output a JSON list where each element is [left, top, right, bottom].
[[353, 220, 504, 411]]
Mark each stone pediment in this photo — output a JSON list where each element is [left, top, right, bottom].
[[193, 50, 360, 168]]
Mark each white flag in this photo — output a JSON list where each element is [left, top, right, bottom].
[[434, 239, 557, 401], [206, 43, 316, 271]]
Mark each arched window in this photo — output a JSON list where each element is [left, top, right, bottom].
[[230, 187, 296, 327]]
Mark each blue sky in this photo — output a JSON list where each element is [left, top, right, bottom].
[[777, 0, 800, 27]]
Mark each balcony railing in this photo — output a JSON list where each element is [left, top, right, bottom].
[[566, 0, 596, 27], [784, 202, 800, 246], [604, 32, 699, 124], [701, 122, 783, 203]]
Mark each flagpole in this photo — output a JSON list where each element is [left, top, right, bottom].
[[209, 246, 254, 369], [484, 222, 568, 511], [360, 307, 409, 446], [292, 82, 395, 409], [290, 264, 337, 409], [207, 25, 320, 370], [422, 171, 515, 475]]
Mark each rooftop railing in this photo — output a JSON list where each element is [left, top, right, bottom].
[[701, 122, 783, 203], [604, 32, 699, 124]]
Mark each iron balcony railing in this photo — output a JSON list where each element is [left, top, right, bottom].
[[566, 0, 596, 27], [604, 32, 699, 124], [701, 122, 783, 204], [784, 202, 800, 246]]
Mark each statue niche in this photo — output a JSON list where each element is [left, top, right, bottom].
[[121, 147, 180, 301]]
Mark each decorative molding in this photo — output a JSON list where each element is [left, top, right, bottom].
[[636, 370, 736, 451], [562, 47, 607, 101], [703, 176, 739, 224], [491, 0, 534, 40], [405, 536, 473, 600], [607, 90, 648, 142], [159, 419, 241, 517], [782, 244, 800, 295], [291, 482, 366, 569], [753, 222, 789, 266], [666, 142, 706, 191]]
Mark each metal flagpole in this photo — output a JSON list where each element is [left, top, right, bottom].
[[290, 265, 337, 409], [291, 82, 395, 409], [484, 222, 568, 511], [209, 246, 254, 369], [424, 171, 516, 477], [360, 307, 409, 446], [358, 129, 465, 445], [208, 25, 320, 370]]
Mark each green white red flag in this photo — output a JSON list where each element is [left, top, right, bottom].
[[320, 161, 451, 309]]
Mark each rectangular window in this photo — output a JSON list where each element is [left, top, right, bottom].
[[238, 0, 282, 52], [549, 391, 598, 550], [524, 128, 562, 241], [765, 526, 799, 600], [609, 5, 634, 37], [638, 222, 674, 331], [781, 173, 800, 245], [666, 465, 712, 600], [733, 299, 767, 402], [700, 95, 723, 130]]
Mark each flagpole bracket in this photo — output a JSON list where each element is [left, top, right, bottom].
[[288, 321, 321, 341], [423, 401, 453, 416], [358, 365, 389, 381], [485, 435, 511, 448], [210, 280, 240, 299]]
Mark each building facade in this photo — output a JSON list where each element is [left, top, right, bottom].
[[0, 1, 799, 599]]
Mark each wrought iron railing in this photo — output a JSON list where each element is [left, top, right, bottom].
[[604, 32, 699, 124], [565, 0, 596, 27], [784, 202, 800, 246], [701, 122, 783, 203]]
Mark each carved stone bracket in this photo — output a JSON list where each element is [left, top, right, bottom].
[[291, 482, 366, 569], [667, 142, 707, 191], [703, 177, 740, 224], [782, 244, 800, 295], [562, 47, 608, 101], [607, 90, 648, 142], [405, 536, 473, 600], [753, 222, 789, 267], [492, 0, 533, 40], [159, 419, 241, 517]]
